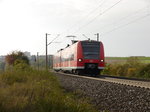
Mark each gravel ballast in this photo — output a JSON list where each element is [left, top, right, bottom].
[[55, 73, 150, 112]]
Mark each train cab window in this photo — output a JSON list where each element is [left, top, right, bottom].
[[81, 42, 100, 59]]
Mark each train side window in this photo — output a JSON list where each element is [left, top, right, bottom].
[[70, 54, 74, 61]]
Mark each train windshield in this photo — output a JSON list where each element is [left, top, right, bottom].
[[81, 41, 100, 59]]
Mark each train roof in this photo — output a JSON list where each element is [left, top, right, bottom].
[[72, 40, 101, 43], [57, 40, 101, 53]]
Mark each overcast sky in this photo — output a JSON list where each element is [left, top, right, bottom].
[[0, 0, 150, 56]]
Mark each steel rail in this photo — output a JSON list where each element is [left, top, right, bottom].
[[54, 72, 150, 89]]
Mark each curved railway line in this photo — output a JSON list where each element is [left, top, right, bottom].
[[55, 72, 150, 89]]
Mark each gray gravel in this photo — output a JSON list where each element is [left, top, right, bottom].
[[55, 73, 150, 112]]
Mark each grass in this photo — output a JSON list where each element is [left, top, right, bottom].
[[105, 56, 150, 64], [0, 70, 98, 112], [103, 57, 150, 79]]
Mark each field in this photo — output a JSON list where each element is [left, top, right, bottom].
[[103, 57, 150, 79], [105, 57, 150, 64]]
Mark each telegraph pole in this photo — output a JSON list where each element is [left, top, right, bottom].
[[45, 33, 60, 70], [37, 52, 39, 71], [46, 33, 50, 70]]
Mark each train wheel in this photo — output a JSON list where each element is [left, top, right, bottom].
[[54, 70, 59, 72], [75, 70, 82, 75], [71, 70, 75, 74], [96, 70, 100, 75]]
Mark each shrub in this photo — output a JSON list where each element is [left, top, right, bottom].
[[14, 59, 31, 71], [138, 64, 150, 78], [101, 63, 111, 75], [126, 57, 141, 67], [5, 51, 29, 66], [0, 70, 98, 112], [102, 57, 147, 78]]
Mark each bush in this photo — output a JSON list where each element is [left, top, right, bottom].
[[14, 59, 31, 71], [101, 64, 111, 75], [102, 57, 150, 79], [5, 51, 29, 66], [138, 64, 150, 78], [0, 70, 98, 112]]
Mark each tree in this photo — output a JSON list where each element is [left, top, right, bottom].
[[5, 51, 29, 66]]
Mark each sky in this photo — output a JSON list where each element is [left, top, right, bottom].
[[0, 0, 150, 56]]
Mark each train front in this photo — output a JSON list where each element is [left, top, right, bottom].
[[76, 40, 105, 75]]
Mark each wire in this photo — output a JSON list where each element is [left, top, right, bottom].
[[96, 6, 149, 30], [61, 0, 108, 35], [101, 13, 150, 36], [39, 34, 61, 56], [47, 34, 60, 46], [82, 34, 90, 40], [74, 0, 123, 33]]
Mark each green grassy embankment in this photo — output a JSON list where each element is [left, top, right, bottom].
[[0, 70, 98, 112]]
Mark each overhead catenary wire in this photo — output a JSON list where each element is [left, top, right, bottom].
[[76, 3, 150, 40], [62, 0, 108, 35], [74, 0, 123, 33], [59, 1, 149, 40], [95, 6, 149, 31], [82, 34, 90, 40], [40, 1, 150, 55], [60, 0, 123, 42], [39, 34, 60, 56], [47, 34, 60, 46], [101, 12, 150, 36]]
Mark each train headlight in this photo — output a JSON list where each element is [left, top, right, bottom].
[[78, 58, 83, 62], [100, 59, 104, 62]]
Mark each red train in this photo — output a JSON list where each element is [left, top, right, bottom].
[[53, 40, 105, 75]]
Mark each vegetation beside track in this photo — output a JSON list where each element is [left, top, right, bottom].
[[105, 56, 150, 64], [103, 57, 150, 79], [0, 69, 98, 112]]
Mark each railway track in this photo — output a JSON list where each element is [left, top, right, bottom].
[[55, 72, 150, 112], [55, 72, 150, 89]]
